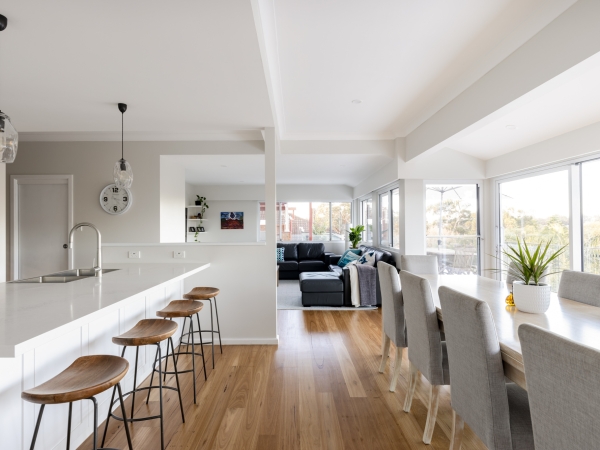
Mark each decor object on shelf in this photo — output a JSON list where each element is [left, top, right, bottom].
[[113, 103, 133, 188], [189, 227, 196, 232], [0, 14, 18, 163], [99, 184, 133, 215], [221, 211, 244, 229], [496, 239, 566, 313], [276, 247, 285, 262], [348, 225, 365, 249]]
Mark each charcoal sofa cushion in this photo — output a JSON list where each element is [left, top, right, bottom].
[[298, 242, 325, 260], [278, 243, 298, 261], [299, 260, 328, 272], [300, 272, 344, 292], [277, 260, 299, 272], [302, 292, 344, 307]]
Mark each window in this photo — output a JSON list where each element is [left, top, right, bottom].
[[380, 192, 389, 246], [499, 170, 570, 291], [361, 198, 372, 242], [426, 184, 480, 275], [259, 202, 351, 241], [378, 188, 401, 248], [581, 160, 600, 274]]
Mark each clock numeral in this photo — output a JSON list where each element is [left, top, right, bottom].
[[103, 197, 108, 202], [113, 206, 118, 212], [112, 187, 119, 193], [123, 196, 128, 202]]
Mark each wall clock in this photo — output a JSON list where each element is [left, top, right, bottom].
[[99, 184, 132, 215]]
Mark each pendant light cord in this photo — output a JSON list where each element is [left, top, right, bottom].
[[121, 111, 124, 160]]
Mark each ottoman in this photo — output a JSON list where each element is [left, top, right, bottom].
[[299, 272, 344, 307]]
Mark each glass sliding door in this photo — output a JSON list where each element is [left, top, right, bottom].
[[499, 170, 570, 291], [331, 202, 352, 241], [426, 184, 480, 274], [361, 198, 372, 243], [392, 188, 400, 249], [379, 192, 390, 246], [582, 159, 600, 274]]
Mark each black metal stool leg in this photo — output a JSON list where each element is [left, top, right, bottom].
[[101, 346, 126, 447], [169, 337, 186, 422], [116, 383, 134, 450], [130, 347, 139, 419], [209, 299, 215, 368], [66, 402, 73, 450], [146, 346, 159, 405], [163, 321, 171, 382], [195, 313, 207, 380], [213, 297, 223, 354], [157, 343, 165, 450], [29, 404, 45, 450], [90, 397, 99, 450], [189, 316, 197, 404]]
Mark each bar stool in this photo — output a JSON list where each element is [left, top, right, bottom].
[[183, 287, 222, 368], [102, 319, 185, 450], [22, 355, 133, 450], [157, 300, 207, 404]]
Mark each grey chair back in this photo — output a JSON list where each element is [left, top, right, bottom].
[[557, 269, 600, 306], [439, 286, 515, 450], [399, 271, 446, 385], [519, 324, 600, 450], [377, 261, 406, 348], [400, 255, 438, 274]]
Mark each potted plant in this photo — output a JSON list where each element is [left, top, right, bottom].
[[498, 239, 566, 313], [195, 196, 209, 219], [348, 225, 365, 249]]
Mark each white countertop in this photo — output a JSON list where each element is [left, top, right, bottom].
[[0, 262, 210, 357]]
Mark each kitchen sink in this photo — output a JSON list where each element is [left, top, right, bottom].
[[11, 269, 119, 283]]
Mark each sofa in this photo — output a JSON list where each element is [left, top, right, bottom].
[[277, 242, 335, 280], [328, 245, 398, 307]]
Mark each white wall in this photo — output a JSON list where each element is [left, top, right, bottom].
[[160, 156, 186, 243]]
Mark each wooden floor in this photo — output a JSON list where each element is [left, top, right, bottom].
[[80, 309, 486, 450]]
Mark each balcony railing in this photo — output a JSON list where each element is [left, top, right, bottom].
[[426, 236, 480, 275]]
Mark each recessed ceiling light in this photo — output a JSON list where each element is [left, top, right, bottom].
[[351, 99, 362, 104], [505, 125, 517, 130]]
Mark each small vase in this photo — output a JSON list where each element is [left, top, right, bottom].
[[195, 200, 201, 205], [512, 282, 551, 314]]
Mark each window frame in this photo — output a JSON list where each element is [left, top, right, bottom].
[[375, 183, 401, 249]]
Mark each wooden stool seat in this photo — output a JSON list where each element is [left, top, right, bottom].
[[156, 300, 204, 318], [112, 319, 177, 346], [183, 286, 220, 300], [22, 355, 128, 405]]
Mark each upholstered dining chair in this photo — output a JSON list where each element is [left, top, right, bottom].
[[439, 286, 534, 450], [519, 323, 600, 450], [399, 270, 448, 444], [557, 269, 600, 307], [377, 261, 407, 392], [400, 255, 438, 274]]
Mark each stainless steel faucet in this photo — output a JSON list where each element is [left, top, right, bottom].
[[68, 222, 102, 277]]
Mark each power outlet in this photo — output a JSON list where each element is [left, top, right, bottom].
[[174, 251, 186, 259], [128, 251, 141, 259]]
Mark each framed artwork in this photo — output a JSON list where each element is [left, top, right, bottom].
[[221, 211, 244, 229], [189, 226, 196, 232], [199, 227, 205, 232]]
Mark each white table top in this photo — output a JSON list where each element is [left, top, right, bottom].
[[421, 274, 600, 364], [0, 262, 210, 357]]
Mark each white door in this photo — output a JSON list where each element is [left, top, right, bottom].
[[12, 175, 73, 280]]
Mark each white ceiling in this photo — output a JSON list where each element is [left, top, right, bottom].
[[450, 60, 600, 160], [174, 153, 391, 187], [273, 0, 576, 140], [0, 1, 273, 135]]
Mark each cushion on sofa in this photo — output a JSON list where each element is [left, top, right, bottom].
[[300, 272, 344, 292], [299, 260, 328, 272], [298, 242, 325, 261], [277, 260, 299, 272], [338, 250, 360, 267], [276, 247, 285, 262], [329, 265, 343, 276], [357, 251, 376, 266], [278, 243, 298, 261]]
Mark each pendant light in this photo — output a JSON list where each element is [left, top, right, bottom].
[[0, 14, 18, 163], [113, 103, 133, 188]]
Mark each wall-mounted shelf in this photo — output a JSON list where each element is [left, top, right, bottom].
[[187, 219, 209, 221], [187, 205, 206, 208]]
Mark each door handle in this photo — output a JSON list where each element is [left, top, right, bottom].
[[63, 244, 68, 249]]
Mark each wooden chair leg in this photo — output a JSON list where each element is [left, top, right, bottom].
[[379, 333, 391, 373], [450, 410, 464, 450], [423, 385, 440, 444], [389, 347, 404, 392], [403, 361, 418, 412]]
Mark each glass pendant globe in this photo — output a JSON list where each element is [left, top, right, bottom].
[[0, 111, 18, 163], [113, 158, 133, 188]]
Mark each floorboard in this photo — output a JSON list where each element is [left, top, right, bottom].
[[78, 309, 486, 450]]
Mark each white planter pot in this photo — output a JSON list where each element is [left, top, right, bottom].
[[512, 282, 551, 314]]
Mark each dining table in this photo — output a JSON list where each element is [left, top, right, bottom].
[[420, 274, 600, 390]]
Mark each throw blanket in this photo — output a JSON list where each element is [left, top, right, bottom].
[[348, 264, 377, 307]]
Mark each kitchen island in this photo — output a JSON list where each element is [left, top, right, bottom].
[[0, 262, 209, 450]]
